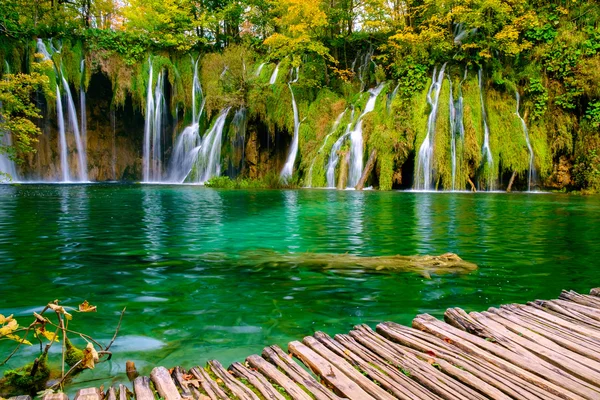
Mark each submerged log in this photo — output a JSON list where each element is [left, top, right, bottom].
[[216, 250, 477, 277], [355, 149, 376, 190]]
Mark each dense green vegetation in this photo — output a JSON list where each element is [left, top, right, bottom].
[[0, 0, 598, 190]]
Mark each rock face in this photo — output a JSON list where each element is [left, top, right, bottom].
[[19, 72, 143, 182], [548, 155, 573, 189]]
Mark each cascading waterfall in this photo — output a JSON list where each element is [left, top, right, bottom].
[[306, 109, 346, 187], [37, 39, 88, 182], [414, 64, 447, 190], [348, 83, 385, 188], [515, 91, 536, 191], [387, 83, 400, 112], [229, 107, 247, 177], [143, 58, 167, 182], [326, 108, 355, 188], [193, 107, 231, 183], [357, 49, 374, 92], [255, 63, 265, 77], [61, 74, 87, 181], [280, 82, 300, 181], [448, 70, 466, 191], [269, 63, 280, 85], [80, 59, 87, 148], [478, 69, 494, 190], [168, 58, 206, 183], [449, 77, 457, 191]]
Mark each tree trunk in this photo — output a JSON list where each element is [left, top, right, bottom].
[[355, 149, 376, 190], [506, 171, 517, 192], [337, 151, 350, 190]]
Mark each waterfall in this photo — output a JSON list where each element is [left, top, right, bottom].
[[61, 75, 87, 181], [348, 83, 384, 188], [448, 70, 466, 191], [255, 63, 265, 77], [80, 59, 87, 148], [306, 109, 346, 187], [194, 107, 231, 183], [326, 108, 355, 188], [229, 107, 247, 177], [516, 91, 536, 191], [143, 59, 167, 182], [280, 83, 300, 181], [36, 39, 88, 182], [449, 77, 457, 191], [414, 64, 447, 190], [269, 63, 280, 85], [387, 83, 400, 112], [478, 69, 494, 190], [111, 109, 117, 180], [56, 85, 70, 182], [357, 49, 374, 92], [191, 57, 203, 124]]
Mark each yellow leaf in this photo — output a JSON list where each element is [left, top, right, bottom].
[[0, 319, 18, 336], [82, 343, 99, 369], [6, 334, 32, 345], [36, 328, 59, 342], [79, 301, 97, 313], [0, 314, 14, 324]]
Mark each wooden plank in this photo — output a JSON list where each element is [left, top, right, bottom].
[[246, 354, 312, 400], [229, 362, 286, 400], [314, 331, 439, 400], [9, 396, 33, 400], [303, 336, 397, 400], [262, 345, 342, 400], [133, 376, 156, 400], [151, 366, 183, 400], [171, 367, 194, 398], [106, 387, 117, 400], [118, 384, 130, 400], [74, 388, 103, 400], [535, 300, 600, 329], [189, 366, 230, 400], [288, 340, 376, 400], [377, 321, 565, 400], [208, 360, 259, 400], [42, 394, 69, 400], [590, 288, 600, 297], [350, 324, 489, 400], [487, 308, 600, 365], [447, 308, 600, 387], [511, 304, 600, 340], [560, 291, 600, 309], [413, 314, 587, 400]]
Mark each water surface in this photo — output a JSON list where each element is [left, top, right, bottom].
[[0, 184, 598, 389]]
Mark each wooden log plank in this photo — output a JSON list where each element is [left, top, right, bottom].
[[532, 301, 600, 331], [171, 367, 194, 399], [559, 291, 600, 310], [314, 331, 438, 400], [445, 309, 600, 396], [246, 354, 313, 400], [118, 384, 130, 400], [488, 308, 600, 365], [355, 149, 376, 190], [133, 376, 156, 400], [350, 325, 488, 400], [9, 396, 32, 400], [330, 332, 441, 400], [151, 366, 182, 400], [229, 362, 286, 400], [303, 335, 397, 400], [106, 387, 117, 400], [553, 299, 600, 320], [512, 304, 600, 340], [208, 360, 259, 400], [499, 305, 600, 352], [377, 322, 561, 400], [189, 367, 230, 400], [42, 394, 68, 400], [74, 388, 103, 400], [288, 340, 376, 400], [262, 345, 342, 400], [451, 308, 600, 387], [413, 314, 587, 400], [590, 288, 600, 297]]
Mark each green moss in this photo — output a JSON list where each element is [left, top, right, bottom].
[[433, 78, 451, 189], [1, 353, 51, 394]]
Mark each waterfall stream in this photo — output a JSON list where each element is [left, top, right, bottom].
[[516, 91, 536, 191], [143, 58, 167, 182], [269, 63, 280, 85], [280, 82, 300, 181], [326, 108, 355, 188], [347, 84, 384, 188], [478, 69, 494, 190], [306, 110, 346, 187], [414, 64, 447, 190], [0, 62, 17, 181]]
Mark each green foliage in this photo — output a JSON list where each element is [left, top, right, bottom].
[[585, 101, 600, 128], [573, 150, 600, 191], [205, 173, 300, 189], [525, 78, 548, 120]]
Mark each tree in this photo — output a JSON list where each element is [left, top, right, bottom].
[[0, 61, 53, 179]]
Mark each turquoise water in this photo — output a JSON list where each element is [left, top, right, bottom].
[[0, 184, 599, 390]]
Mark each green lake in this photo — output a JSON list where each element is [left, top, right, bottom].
[[0, 184, 599, 389]]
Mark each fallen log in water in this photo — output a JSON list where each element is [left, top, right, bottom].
[[198, 250, 477, 277]]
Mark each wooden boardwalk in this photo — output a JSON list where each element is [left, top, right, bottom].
[[34, 288, 600, 400]]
